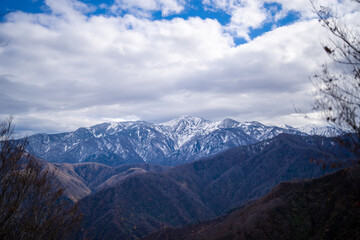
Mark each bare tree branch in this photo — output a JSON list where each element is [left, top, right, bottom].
[[310, 0, 360, 141], [0, 118, 82, 240]]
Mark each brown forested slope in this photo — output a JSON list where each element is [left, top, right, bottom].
[[145, 165, 360, 240]]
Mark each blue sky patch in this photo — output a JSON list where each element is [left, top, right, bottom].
[[0, 0, 302, 45], [153, 4, 231, 25]]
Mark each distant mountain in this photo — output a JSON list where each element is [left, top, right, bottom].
[[26, 116, 342, 166], [71, 134, 358, 240], [295, 124, 344, 137], [145, 165, 360, 240]]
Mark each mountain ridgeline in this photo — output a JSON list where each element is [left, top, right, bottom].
[[26, 116, 342, 166], [68, 133, 357, 240], [20, 120, 357, 239]]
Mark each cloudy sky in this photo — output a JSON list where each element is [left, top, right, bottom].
[[0, 0, 359, 135]]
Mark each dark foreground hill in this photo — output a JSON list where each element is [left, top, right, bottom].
[[71, 134, 358, 240], [145, 165, 360, 240]]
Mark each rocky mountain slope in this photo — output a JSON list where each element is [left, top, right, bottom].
[[26, 116, 342, 166], [70, 134, 357, 240]]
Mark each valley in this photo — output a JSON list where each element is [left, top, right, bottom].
[[29, 122, 355, 239]]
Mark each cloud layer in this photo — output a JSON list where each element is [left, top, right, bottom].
[[1, 0, 359, 134]]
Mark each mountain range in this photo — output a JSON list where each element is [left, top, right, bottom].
[[16, 116, 358, 239], [58, 133, 356, 239], [26, 116, 342, 166]]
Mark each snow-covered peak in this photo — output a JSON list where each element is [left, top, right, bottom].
[[159, 116, 217, 148], [86, 117, 342, 143], [218, 118, 240, 128], [239, 121, 268, 132], [87, 121, 156, 139], [27, 116, 345, 167], [240, 121, 266, 127], [160, 115, 210, 127], [296, 124, 342, 137], [279, 124, 297, 130]]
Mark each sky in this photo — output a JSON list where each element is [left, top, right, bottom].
[[0, 0, 360, 135]]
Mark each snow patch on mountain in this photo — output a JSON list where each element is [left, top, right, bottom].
[[26, 116, 343, 166], [159, 116, 220, 149], [296, 124, 343, 137]]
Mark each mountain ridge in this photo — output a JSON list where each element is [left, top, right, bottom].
[[70, 133, 358, 240], [144, 165, 360, 240], [26, 116, 343, 166]]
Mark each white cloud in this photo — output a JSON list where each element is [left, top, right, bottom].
[[276, 0, 360, 19], [202, 0, 268, 40], [44, 0, 95, 20], [0, 0, 359, 134], [111, 0, 186, 17], [202, 0, 360, 40]]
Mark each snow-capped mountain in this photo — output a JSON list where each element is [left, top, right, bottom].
[[26, 116, 342, 166], [158, 116, 216, 148], [238, 121, 306, 141], [295, 124, 343, 137]]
